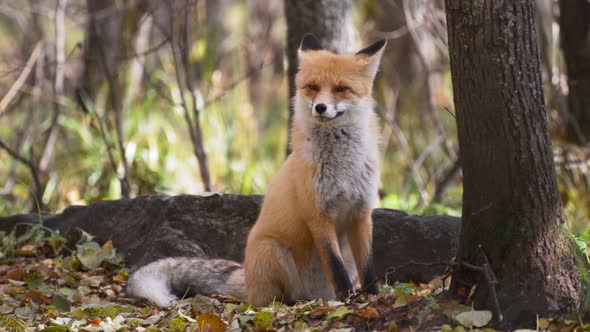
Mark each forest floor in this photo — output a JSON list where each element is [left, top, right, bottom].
[[0, 227, 586, 332]]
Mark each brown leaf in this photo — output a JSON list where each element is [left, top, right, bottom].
[[356, 306, 380, 319], [196, 313, 228, 332], [80, 275, 104, 288], [6, 266, 25, 281], [22, 289, 51, 304], [112, 275, 126, 284], [309, 306, 336, 319]]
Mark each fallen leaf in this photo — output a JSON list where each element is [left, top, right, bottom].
[[23, 289, 51, 304], [14, 306, 33, 317], [24, 271, 45, 288], [51, 294, 72, 312], [455, 310, 492, 328], [393, 294, 419, 308], [326, 306, 354, 321], [88, 318, 101, 326], [6, 266, 25, 281], [253, 311, 274, 329], [327, 300, 345, 307], [356, 306, 380, 319], [112, 275, 125, 284], [16, 243, 36, 257], [191, 294, 216, 314], [76, 242, 103, 270], [309, 306, 335, 319], [196, 312, 228, 332], [80, 275, 104, 288]]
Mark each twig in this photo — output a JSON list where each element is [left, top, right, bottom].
[[431, 157, 461, 204], [1, 108, 35, 195], [413, 134, 444, 172], [0, 138, 43, 206], [377, 106, 430, 203], [74, 89, 120, 190], [477, 246, 502, 322], [82, 37, 170, 63], [459, 246, 503, 322], [374, 25, 411, 40], [0, 42, 42, 114], [0, 42, 80, 81], [443, 106, 456, 118], [204, 60, 268, 106], [180, 0, 211, 191]]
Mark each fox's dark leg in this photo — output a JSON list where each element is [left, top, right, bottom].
[[348, 209, 379, 295], [309, 214, 354, 299]]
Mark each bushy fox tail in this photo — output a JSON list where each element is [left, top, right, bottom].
[[126, 257, 245, 307]]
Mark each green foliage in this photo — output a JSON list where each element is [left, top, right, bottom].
[[0, 218, 65, 260], [253, 311, 275, 329], [381, 192, 461, 217]]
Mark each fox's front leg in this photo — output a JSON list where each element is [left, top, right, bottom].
[[309, 215, 354, 299], [348, 209, 379, 295]]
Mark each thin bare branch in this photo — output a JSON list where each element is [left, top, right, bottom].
[[205, 59, 268, 106], [74, 89, 119, 183], [0, 42, 42, 114], [377, 103, 430, 203], [431, 158, 461, 204], [0, 138, 43, 207], [39, 0, 67, 172]]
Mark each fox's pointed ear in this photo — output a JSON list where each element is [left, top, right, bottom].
[[298, 34, 323, 63], [356, 39, 387, 79], [300, 33, 323, 52]]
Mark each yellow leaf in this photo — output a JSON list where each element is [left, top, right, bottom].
[[196, 313, 227, 332]]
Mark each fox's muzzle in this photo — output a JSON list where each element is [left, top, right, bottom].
[[312, 103, 343, 120]]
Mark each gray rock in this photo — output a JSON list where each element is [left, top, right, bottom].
[[0, 194, 461, 283]]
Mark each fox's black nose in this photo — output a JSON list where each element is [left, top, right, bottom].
[[315, 103, 327, 113]]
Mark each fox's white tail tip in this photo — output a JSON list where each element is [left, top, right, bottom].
[[127, 272, 177, 307]]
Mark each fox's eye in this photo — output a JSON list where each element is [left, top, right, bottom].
[[335, 86, 349, 93], [307, 84, 319, 91]]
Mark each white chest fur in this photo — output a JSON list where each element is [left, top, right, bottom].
[[307, 123, 379, 227]]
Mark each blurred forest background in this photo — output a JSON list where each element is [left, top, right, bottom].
[[0, 0, 588, 236]]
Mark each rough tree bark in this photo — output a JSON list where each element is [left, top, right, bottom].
[[284, 0, 356, 154], [560, 0, 590, 144], [445, 0, 582, 327], [0, 194, 460, 284]]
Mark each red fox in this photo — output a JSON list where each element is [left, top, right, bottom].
[[127, 34, 386, 307]]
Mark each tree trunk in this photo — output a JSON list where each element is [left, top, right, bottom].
[[83, 1, 146, 100], [83, 0, 124, 100], [445, 0, 582, 327], [284, 0, 356, 154], [560, 0, 590, 144]]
